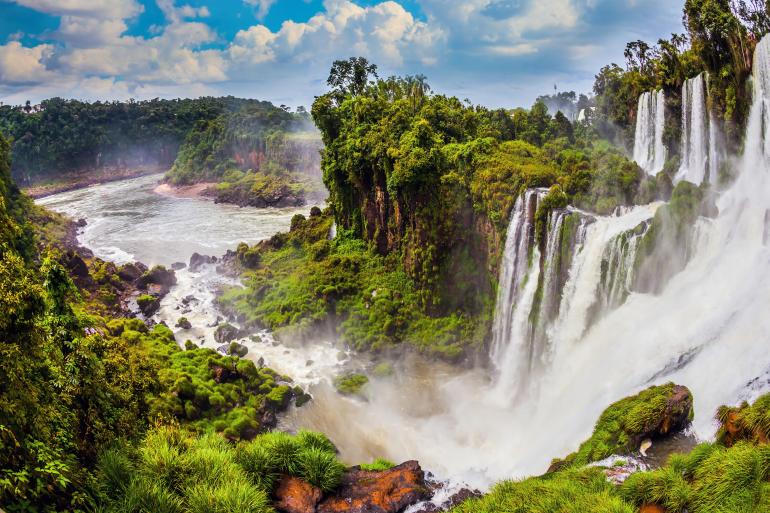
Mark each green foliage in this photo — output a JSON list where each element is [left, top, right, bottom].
[[553, 383, 691, 469], [359, 458, 396, 472], [333, 373, 369, 396], [451, 467, 635, 513], [0, 96, 266, 184]]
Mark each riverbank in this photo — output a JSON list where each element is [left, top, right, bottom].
[[22, 165, 165, 199]]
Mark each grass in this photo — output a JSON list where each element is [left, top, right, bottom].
[[98, 426, 347, 512], [552, 383, 692, 469], [359, 458, 395, 471]]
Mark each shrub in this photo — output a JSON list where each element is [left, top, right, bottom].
[[296, 447, 346, 492]]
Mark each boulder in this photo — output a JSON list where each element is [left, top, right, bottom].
[[189, 252, 215, 272], [136, 265, 177, 294], [118, 262, 146, 282], [176, 317, 192, 329], [137, 295, 160, 316], [171, 262, 187, 270], [317, 461, 432, 513], [214, 323, 240, 344], [274, 475, 322, 513]]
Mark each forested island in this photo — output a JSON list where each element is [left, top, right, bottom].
[[3, 1, 770, 513]]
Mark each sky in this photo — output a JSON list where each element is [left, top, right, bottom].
[[0, 0, 684, 109]]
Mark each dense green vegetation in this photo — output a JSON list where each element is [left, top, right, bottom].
[[96, 426, 346, 512], [0, 132, 313, 512], [164, 104, 324, 207], [0, 97, 248, 184]]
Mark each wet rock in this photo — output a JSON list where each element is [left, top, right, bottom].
[[310, 206, 322, 217], [217, 341, 248, 357], [317, 461, 432, 513], [118, 262, 146, 282], [137, 295, 160, 316], [181, 294, 197, 305], [176, 317, 192, 329], [75, 218, 88, 227], [412, 487, 482, 513], [189, 252, 215, 272], [214, 323, 240, 344], [136, 265, 177, 294], [171, 262, 186, 270], [274, 475, 322, 513]]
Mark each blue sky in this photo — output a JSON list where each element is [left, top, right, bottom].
[[0, 0, 684, 109]]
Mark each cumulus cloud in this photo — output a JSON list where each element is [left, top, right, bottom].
[[11, 0, 143, 19], [0, 42, 54, 84], [229, 0, 445, 68], [244, 0, 277, 20]]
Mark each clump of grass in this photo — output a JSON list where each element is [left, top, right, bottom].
[[359, 458, 395, 472], [296, 446, 346, 492]]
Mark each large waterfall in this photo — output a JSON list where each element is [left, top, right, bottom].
[[633, 89, 666, 174], [490, 195, 658, 403], [677, 73, 721, 185]]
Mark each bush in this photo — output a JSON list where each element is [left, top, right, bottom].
[[333, 373, 369, 396], [297, 447, 346, 492]]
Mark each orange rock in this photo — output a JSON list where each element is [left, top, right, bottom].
[[274, 475, 322, 513], [317, 460, 432, 513], [640, 504, 666, 513]]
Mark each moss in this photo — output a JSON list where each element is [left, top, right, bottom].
[[333, 373, 369, 396], [552, 383, 692, 469]]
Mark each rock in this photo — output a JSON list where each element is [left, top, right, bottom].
[[228, 342, 248, 357], [118, 262, 146, 282], [274, 475, 322, 513], [640, 505, 666, 513], [136, 295, 160, 316], [75, 218, 87, 227], [176, 317, 192, 329], [189, 252, 215, 272], [317, 461, 432, 513], [181, 294, 197, 305], [64, 252, 90, 279], [136, 265, 177, 295], [171, 262, 187, 270], [214, 323, 240, 344], [310, 206, 322, 217], [412, 487, 482, 513], [636, 385, 693, 447]]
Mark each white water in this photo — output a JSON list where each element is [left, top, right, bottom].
[[677, 73, 722, 185], [32, 35, 770, 493], [633, 89, 666, 174]]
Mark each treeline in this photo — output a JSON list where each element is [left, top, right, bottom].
[[0, 96, 312, 185]]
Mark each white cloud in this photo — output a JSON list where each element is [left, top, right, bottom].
[[11, 0, 143, 19], [245, 0, 277, 20], [229, 0, 444, 68], [0, 42, 54, 83]]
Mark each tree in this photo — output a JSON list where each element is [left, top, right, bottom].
[[326, 57, 379, 97]]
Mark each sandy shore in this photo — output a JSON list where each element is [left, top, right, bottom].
[[154, 182, 215, 199]]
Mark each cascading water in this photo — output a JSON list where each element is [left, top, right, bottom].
[[490, 194, 658, 403], [633, 89, 666, 174], [677, 73, 722, 185]]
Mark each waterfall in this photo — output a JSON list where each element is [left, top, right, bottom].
[[491, 192, 658, 402], [633, 90, 666, 174], [677, 73, 721, 185]]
